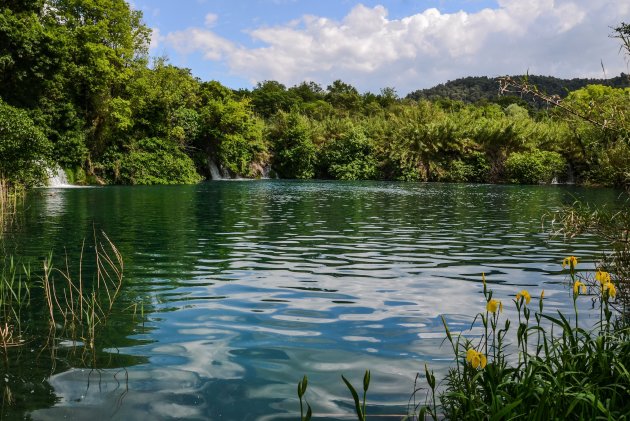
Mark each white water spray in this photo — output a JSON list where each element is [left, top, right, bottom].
[[208, 159, 222, 180], [46, 165, 73, 188]]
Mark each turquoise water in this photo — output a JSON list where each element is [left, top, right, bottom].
[[1, 181, 623, 420]]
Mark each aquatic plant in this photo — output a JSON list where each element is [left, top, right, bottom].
[[342, 370, 371, 421], [297, 375, 312, 421], [413, 259, 629, 420], [296, 257, 629, 420], [0, 258, 30, 351], [0, 231, 125, 359], [41, 231, 124, 350]]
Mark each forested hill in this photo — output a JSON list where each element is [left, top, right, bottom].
[[406, 74, 630, 107]]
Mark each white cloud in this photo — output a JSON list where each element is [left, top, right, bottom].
[[149, 27, 161, 51], [161, 0, 630, 93], [204, 13, 218, 27], [164, 28, 234, 60]]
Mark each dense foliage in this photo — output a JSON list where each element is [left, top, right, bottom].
[[1, 1, 629, 188], [0, 100, 51, 186], [406, 74, 630, 109]]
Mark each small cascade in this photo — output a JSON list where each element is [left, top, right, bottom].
[[551, 177, 559, 185], [46, 166, 73, 188], [261, 165, 278, 179], [208, 159, 222, 180]]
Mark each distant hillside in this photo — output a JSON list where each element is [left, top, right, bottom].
[[406, 74, 630, 108]]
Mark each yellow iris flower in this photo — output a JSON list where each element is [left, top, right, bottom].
[[540, 290, 545, 300], [486, 299, 503, 313], [466, 348, 487, 369], [595, 270, 611, 284], [573, 280, 586, 295], [516, 289, 531, 305], [562, 256, 579, 269], [602, 281, 617, 298]]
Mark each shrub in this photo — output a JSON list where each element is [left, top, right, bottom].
[[105, 137, 202, 185], [443, 152, 490, 183], [268, 111, 317, 179], [0, 101, 52, 186], [505, 150, 567, 184], [319, 128, 378, 180]]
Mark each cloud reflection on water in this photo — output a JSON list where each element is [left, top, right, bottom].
[[16, 181, 622, 419]]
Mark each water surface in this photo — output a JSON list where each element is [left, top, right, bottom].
[[1, 181, 623, 420]]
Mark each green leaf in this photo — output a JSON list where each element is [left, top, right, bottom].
[[342, 374, 364, 421], [305, 403, 312, 421]]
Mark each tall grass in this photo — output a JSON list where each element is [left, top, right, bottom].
[[0, 231, 124, 359], [0, 258, 30, 350], [0, 179, 22, 235], [414, 259, 629, 420], [41, 231, 124, 350]]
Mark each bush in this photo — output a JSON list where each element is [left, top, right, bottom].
[[443, 152, 490, 183], [105, 138, 202, 185], [268, 111, 316, 179], [319, 128, 378, 180], [0, 101, 52, 186], [505, 150, 566, 184]]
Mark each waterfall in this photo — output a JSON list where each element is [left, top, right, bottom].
[[208, 159, 222, 180], [261, 165, 278, 179], [46, 165, 72, 188]]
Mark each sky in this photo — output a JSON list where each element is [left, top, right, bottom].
[[132, 0, 630, 95]]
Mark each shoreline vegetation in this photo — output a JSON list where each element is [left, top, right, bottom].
[[0, 3, 629, 191]]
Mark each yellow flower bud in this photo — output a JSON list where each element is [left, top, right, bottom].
[[516, 289, 531, 305], [562, 256, 579, 269], [486, 299, 502, 313], [573, 280, 586, 295]]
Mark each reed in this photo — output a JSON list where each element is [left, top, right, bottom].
[[0, 258, 30, 351], [0, 179, 23, 234], [41, 230, 124, 350]]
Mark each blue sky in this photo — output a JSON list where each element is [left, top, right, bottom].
[[133, 0, 629, 94]]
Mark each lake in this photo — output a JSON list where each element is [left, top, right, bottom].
[[0, 181, 623, 420]]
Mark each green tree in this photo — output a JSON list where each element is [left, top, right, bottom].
[[104, 137, 201, 185], [0, 100, 52, 186], [198, 96, 267, 177], [268, 111, 316, 179], [505, 150, 567, 184], [326, 80, 362, 113], [319, 124, 378, 180], [47, 0, 151, 156], [127, 60, 200, 142], [289, 81, 325, 103], [251, 80, 300, 119]]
